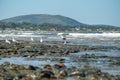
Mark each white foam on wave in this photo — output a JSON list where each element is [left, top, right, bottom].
[[69, 33, 120, 38]]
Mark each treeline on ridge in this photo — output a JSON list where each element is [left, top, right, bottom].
[[0, 21, 120, 32]]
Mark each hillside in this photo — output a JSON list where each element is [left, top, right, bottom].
[[1, 14, 83, 26], [0, 14, 119, 32]]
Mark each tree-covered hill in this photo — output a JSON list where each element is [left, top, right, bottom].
[[1, 14, 83, 26], [0, 21, 120, 32], [0, 14, 119, 32]]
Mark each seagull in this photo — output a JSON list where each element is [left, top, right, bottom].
[[31, 37, 34, 41], [63, 39, 67, 45], [5, 39, 11, 44], [12, 37, 18, 43], [40, 37, 43, 43], [60, 34, 67, 45]]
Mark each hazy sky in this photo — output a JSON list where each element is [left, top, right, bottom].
[[0, 0, 120, 26]]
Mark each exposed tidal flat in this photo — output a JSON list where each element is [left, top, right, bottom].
[[0, 33, 120, 80]]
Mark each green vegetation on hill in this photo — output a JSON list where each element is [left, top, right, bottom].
[[1, 14, 82, 26], [0, 14, 120, 32], [0, 21, 120, 32]]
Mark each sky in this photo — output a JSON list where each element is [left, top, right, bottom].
[[0, 0, 120, 27]]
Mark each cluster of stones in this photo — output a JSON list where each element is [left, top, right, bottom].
[[0, 62, 119, 80], [0, 40, 119, 58]]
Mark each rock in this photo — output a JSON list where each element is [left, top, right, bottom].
[[23, 65, 36, 70], [62, 50, 69, 55], [3, 61, 10, 66]]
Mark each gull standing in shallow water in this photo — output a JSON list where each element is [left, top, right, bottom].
[[1, 35, 11, 44], [12, 37, 18, 43], [60, 34, 67, 45], [5, 39, 11, 44], [31, 37, 34, 41], [58, 33, 68, 45], [40, 37, 43, 43]]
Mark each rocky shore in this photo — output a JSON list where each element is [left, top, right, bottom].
[[0, 40, 120, 80], [0, 61, 119, 80]]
